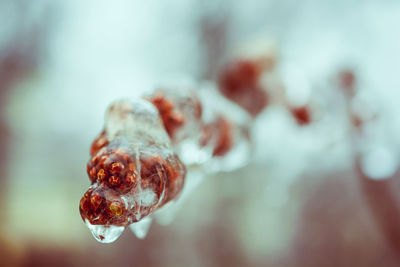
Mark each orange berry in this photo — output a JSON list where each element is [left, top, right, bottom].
[[97, 169, 106, 181], [109, 202, 123, 216], [109, 176, 121, 186]]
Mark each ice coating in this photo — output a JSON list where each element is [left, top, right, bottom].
[[129, 217, 153, 239], [146, 88, 202, 143], [198, 84, 253, 172], [201, 115, 252, 172], [80, 99, 186, 242], [146, 86, 252, 170], [85, 220, 125, 243], [146, 85, 253, 172], [145, 88, 210, 165], [202, 115, 234, 157], [154, 170, 205, 226], [81, 86, 256, 243]]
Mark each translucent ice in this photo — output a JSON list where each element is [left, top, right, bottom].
[[80, 99, 186, 243], [146, 85, 253, 171], [82, 87, 255, 243], [129, 217, 153, 239], [154, 170, 204, 225], [146, 87, 209, 165], [85, 220, 125, 243], [146, 87, 202, 144], [104, 99, 171, 147], [198, 83, 253, 172]]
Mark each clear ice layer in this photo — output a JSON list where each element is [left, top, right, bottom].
[[85, 220, 125, 243], [105, 99, 171, 147], [154, 170, 204, 226], [82, 86, 255, 243], [146, 87, 203, 144], [129, 217, 153, 239], [175, 139, 213, 165], [198, 83, 253, 172], [80, 99, 186, 243], [146, 84, 254, 171], [206, 126, 253, 172], [146, 87, 210, 166]]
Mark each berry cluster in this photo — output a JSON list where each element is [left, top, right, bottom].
[[80, 100, 186, 228]]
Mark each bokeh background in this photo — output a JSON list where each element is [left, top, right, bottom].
[[1, 0, 400, 266]]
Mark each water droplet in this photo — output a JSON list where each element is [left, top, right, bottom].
[[85, 220, 125, 243], [129, 217, 152, 239]]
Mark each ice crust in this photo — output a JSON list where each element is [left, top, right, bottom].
[[81, 99, 186, 241], [83, 86, 254, 242]]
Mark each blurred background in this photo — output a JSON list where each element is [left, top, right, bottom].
[[1, 0, 400, 266]]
